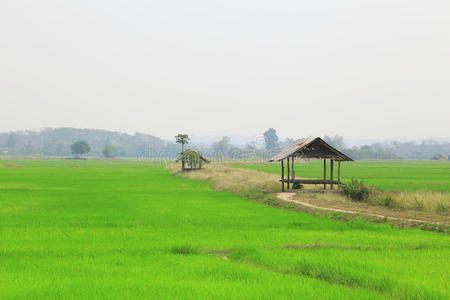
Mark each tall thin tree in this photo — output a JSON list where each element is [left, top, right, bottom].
[[175, 134, 190, 170]]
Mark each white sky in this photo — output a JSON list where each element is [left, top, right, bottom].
[[1, 0, 449, 140]]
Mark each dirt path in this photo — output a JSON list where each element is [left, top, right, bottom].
[[277, 193, 430, 224]]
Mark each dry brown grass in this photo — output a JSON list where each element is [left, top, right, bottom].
[[386, 190, 449, 212], [295, 190, 449, 224], [166, 163, 279, 193]]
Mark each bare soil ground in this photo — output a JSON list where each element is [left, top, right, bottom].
[[277, 192, 441, 224]]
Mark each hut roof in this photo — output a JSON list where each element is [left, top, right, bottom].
[[198, 153, 209, 162], [270, 137, 353, 162], [178, 149, 210, 163]]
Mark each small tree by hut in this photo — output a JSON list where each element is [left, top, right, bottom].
[[270, 137, 353, 192], [177, 149, 209, 171]]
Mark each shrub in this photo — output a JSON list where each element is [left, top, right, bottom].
[[436, 201, 447, 213], [414, 197, 424, 210], [342, 178, 371, 202], [170, 245, 198, 255], [381, 196, 394, 207]]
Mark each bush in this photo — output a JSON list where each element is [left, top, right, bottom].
[[414, 197, 424, 210], [436, 201, 447, 213], [342, 178, 371, 202], [170, 245, 198, 255], [381, 196, 394, 207]]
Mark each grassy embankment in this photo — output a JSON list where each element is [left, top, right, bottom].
[[0, 159, 449, 299], [228, 161, 449, 224]]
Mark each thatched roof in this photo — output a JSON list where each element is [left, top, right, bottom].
[[177, 149, 210, 163], [270, 137, 353, 162], [198, 153, 209, 162]]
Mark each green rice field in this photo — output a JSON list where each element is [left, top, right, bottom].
[[0, 160, 449, 299], [231, 160, 450, 192]]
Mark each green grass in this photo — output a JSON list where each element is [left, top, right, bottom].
[[231, 160, 450, 192], [0, 159, 449, 299]]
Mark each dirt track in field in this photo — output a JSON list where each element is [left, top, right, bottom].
[[277, 193, 431, 224]]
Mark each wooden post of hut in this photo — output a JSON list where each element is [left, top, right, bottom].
[[269, 137, 353, 192], [330, 159, 334, 190], [291, 156, 295, 183], [287, 157, 290, 190], [338, 161, 341, 189]]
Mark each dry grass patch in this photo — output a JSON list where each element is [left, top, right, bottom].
[[166, 164, 279, 193], [1, 163, 22, 168], [295, 190, 450, 225], [389, 190, 449, 212]]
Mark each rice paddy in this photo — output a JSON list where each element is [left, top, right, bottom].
[[230, 160, 450, 192], [0, 159, 449, 299]]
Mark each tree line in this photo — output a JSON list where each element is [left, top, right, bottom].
[[322, 135, 450, 160], [0, 128, 176, 158], [0, 127, 449, 160]]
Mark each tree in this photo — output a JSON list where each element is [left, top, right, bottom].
[[212, 136, 231, 155], [432, 153, 445, 160], [6, 133, 17, 147], [102, 144, 118, 158], [263, 128, 279, 151], [175, 134, 190, 152], [279, 138, 294, 148], [175, 134, 190, 169], [323, 135, 345, 150], [71, 140, 91, 159]]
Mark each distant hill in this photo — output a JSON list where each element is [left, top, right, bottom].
[[0, 128, 178, 157], [1, 128, 449, 160]]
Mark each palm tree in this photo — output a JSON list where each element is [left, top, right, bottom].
[[175, 134, 190, 170]]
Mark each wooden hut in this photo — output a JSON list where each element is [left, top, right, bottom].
[[177, 149, 209, 171], [269, 137, 353, 192]]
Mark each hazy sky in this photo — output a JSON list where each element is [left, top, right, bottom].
[[1, 1, 449, 140]]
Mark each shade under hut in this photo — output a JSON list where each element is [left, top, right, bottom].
[[269, 137, 353, 191]]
